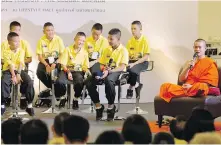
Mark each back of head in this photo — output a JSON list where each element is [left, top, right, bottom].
[[92, 23, 103, 31], [184, 108, 215, 142], [53, 112, 70, 137], [63, 115, 89, 143], [9, 21, 21, 30], [152, 132, 175, 144], [95, 130, 124, 144], [1, 118, 23, 144], [169, 115, 187, 139], [20, 119, 49, 144], [190, 132, 221, 144], [108, 28, 121, 39], [122, 114, 152, 144]]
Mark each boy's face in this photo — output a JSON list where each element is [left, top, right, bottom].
[[8, 36, 20, 50], [92, 29, 102, 41], [74, 35, 86, 48], [10, 26, 21, 36], [108, 34, 119, 47], [131, 24, 141, 37], [44, 26, 55, 40]]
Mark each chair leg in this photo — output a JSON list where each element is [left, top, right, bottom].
[[114, 85, 125, 120], [158, 115, 163, 128]]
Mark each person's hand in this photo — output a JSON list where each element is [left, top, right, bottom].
[[68, 72, 73, 80], [11, 75, 17, 85], [16, 74, 23, 84], [185, 60, 195, 70], [182, 83, 192, 89], [85, 70, 91, 78], [46, 64, 51, 74], [128, 63, 136, 68], [51, 63, 56, 70], [101, 70, 109, 79]]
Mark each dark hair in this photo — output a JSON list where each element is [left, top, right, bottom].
[[95, 130, 124, 144], [195, 38, 206, 46], [92, 23, 103, 31], [44, 22, 54, 28], [184, 108, 215, 142], [53, 112, 70, 137], [152, 132, 175, 144], [108, 28, 121, 39], [63, 115, 89, 143], [76, 31, 86, 38], [169, 115, 187, 139], [1, 118, 23, 144], [9, 21, 21, 30], [132, 20, 142, 29], [122, 114, 152, 144], [7, 32, 19, 41], [20, 119, 49, 144]]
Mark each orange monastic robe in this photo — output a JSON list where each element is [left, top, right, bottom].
[[159, 57, 219, 102]]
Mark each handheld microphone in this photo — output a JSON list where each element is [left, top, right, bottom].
[[108, 58, 113, 68], [190, 52, 198, 69]]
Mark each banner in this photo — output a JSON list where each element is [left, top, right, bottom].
[[1, 0, 198, 103]]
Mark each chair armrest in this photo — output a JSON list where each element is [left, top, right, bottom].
[[142, 61, 154, 72]]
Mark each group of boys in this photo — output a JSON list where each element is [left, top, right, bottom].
[[1, 21, 150, 121]]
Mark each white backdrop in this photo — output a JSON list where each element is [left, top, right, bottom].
[[1, 0, 198, 103]]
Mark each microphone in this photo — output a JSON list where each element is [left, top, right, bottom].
[[190, 52, 198, 69], [108, 58, 113, 68]]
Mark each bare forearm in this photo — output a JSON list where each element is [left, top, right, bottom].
[[9, 65, 16, 76], [134, 54, 149, 65], [38, 55, 48, 66], [110, 65, 125, 73], [179, 67, 190, 82], [25, 57, 32, 64]]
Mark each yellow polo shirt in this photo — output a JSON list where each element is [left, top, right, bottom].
[[36, 35, 65, 59], [1, 39, 32, 59], [99, 44, 129, 71], [85, 35, 109, 59], [126, 35, 150, 61], [60, 45, 89, 72], [2, 47, 25, 71], [49, 137, 65, 144]]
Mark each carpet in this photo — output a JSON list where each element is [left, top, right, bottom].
[[117, 121, 221, 133]]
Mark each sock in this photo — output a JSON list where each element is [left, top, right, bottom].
[[27, 103, 32, 108], [73, 97, 78, 101], [1, 105, 5, 108], [108, 104, 114, 109], [135, 82, 139, 88], [60, 96, 66, 100]]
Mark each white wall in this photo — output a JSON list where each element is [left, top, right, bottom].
[[1, 1, 198, 103]]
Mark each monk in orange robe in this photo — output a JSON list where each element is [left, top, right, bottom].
[[159, 39, 219, 102]]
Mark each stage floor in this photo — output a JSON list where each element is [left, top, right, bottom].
[[2, 103, 221, 142]]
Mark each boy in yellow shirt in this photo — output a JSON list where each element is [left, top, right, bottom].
[[49, 112, 70, 144], [36, 22, 65, 89], [85, 23, 109, 69], [1, 21, 33, 108], [126, 21, 150, 98], [1, 32, 35, 116], [85, 28, 129, 121], [54, 32, 90, 110]]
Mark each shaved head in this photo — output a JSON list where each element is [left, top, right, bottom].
[[195, 39, 207, 47]]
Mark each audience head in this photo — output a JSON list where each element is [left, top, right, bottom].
[[74, 32, 86, 48], [169, 115, 187, 139], [7, 32, 20, 50], [20, 119, 49, 144], [92, 23, 103, 41], [122, 114, 152, 144], [194, 38, 207, 58], [190, 132, 221, 144], [63, 115, 89, 144], [1, 118, 23, 144], [43, 22, 54, 40], [152, 132, 175, 144], [9, 21, 21, 35], [108, 28, 121, 47], [184, 108, 215, 142], [95, 130, 124, 144], [131, 20, 142, 37], [52, 112, 70, 137]]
